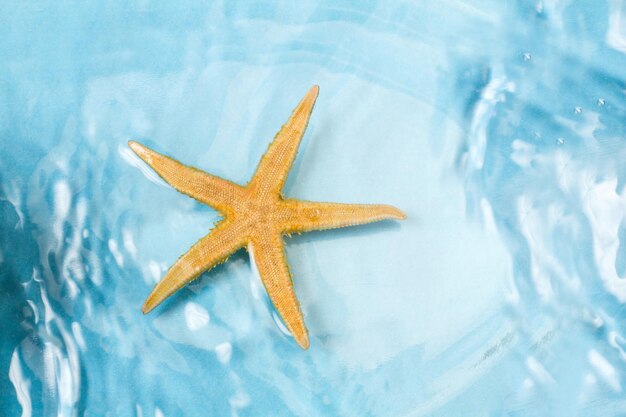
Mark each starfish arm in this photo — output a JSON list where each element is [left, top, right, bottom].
[[249, 233, 309, 349], [142, 221, 246, 314], [282, 200, 406, 233], [250, 85, 319, 196], [129, 141, 245, 213]]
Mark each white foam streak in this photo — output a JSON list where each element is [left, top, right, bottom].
[[184, 302, 210, 331], [588, 349, 621, 392], [607, 0, 626, 53], [9, 351, 32, 417], [582, 177, 626, 301], [467, 71, 515, 171]]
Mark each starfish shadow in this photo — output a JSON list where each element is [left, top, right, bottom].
[[283, 219, 405, 342], [146, 220, 403, 317], [286, 217, 404, 245]]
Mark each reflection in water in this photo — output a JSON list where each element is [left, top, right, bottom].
[[3, 1, 626, 416]]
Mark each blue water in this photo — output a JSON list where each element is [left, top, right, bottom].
[[3, 1, 626, 416]]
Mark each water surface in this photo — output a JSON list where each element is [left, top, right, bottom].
[[2, 1, 626, 416]]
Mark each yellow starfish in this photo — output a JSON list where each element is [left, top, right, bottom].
[[129, 85, 405, 349]]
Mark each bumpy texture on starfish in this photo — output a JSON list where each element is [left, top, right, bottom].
[[129, 85, 405, 349]]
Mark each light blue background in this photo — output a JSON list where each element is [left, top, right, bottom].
[[2, 1, 626, 416]]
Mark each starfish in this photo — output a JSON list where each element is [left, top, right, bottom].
[[129, 85, 405, 349]]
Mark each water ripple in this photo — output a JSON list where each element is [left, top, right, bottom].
[[2, 1, 626, 416]]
